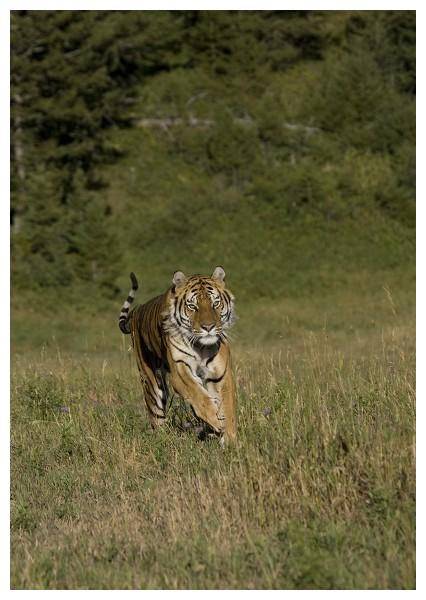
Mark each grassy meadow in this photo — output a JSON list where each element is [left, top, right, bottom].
[[11, 268, 415, 589]]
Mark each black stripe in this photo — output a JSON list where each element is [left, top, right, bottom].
[[173, 297, 178, 321], [143, 380, 166, 412], [146, 403, 166, 418], [206, 351, 219, 366], [175, 359, 192, 369], [175, 359, 197, 377], [145, 376, 157, 396], [130, 272, 138, 290], [170, 340, 196, 359], [175, 297, 184, 324], [205, 370, 226, 384], [119, 320, 130, 334], [206, 355, 228, 384]]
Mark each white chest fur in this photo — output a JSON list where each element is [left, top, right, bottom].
[[168, 335, 221, 387]]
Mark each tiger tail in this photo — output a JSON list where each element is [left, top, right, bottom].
[[118, 272, 138, 334]]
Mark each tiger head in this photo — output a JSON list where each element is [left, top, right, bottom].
[[168, 266, 236, 346]]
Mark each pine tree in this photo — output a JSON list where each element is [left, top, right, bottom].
[[11, 10, 185, 289]]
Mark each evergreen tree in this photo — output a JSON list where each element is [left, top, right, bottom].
[[12, 167, 119, 290], [11, 10, 185, 289]]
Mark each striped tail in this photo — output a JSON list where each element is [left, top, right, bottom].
[[119, 272, 138, 334]]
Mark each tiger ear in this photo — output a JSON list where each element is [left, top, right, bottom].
[[212, 266, 225, 284], [172, 271, 187, 289]]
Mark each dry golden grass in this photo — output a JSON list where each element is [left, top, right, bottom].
[[11, 288, 415, 589]]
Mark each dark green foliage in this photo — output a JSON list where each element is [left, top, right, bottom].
[[11, 10, 184, 180], [11, 10, 415, 297], [345, 11, 416, 94], [12, 167, 119, 289], [11, 10, 185, 289]]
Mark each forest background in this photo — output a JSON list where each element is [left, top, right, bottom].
[[11, 10, 415, 315]]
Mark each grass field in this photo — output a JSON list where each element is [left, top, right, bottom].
[[10, 273, 415, 589]]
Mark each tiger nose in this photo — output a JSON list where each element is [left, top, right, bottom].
[[203, 323, 215, 332]]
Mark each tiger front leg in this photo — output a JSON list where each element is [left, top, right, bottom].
[[168, 364, 225, 434], [205, 365, 236, 444]]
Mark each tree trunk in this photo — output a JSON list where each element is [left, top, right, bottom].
[[11, 92, 26, 233]]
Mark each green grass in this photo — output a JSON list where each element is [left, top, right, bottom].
[[11, 281, 415, 589], [104, 121, 415, 306]]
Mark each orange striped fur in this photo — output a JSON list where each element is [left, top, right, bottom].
[[118, 267, 236, 442]]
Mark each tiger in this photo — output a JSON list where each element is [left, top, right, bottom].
[[118, 266, 237, 443]]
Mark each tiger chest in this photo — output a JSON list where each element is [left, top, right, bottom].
[[168, 338, 220, 387]]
